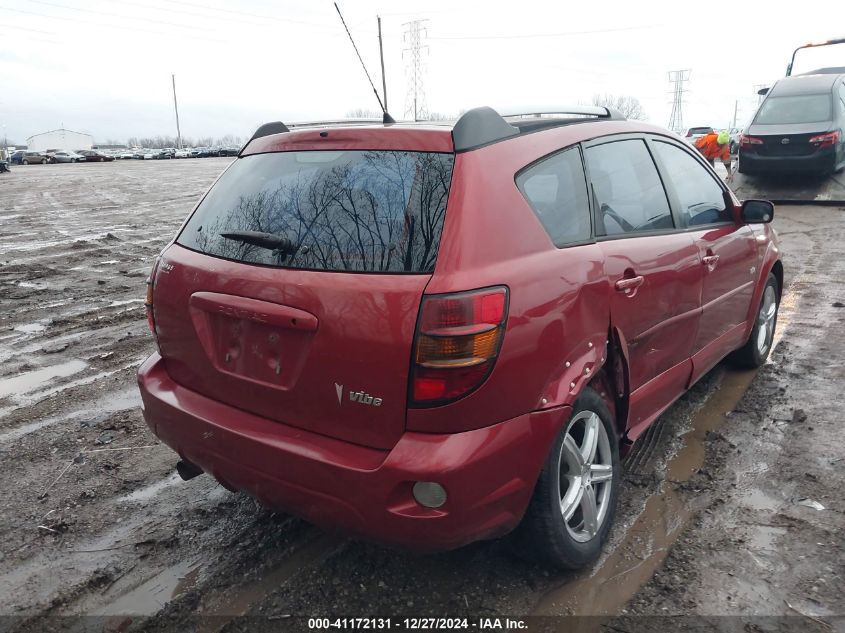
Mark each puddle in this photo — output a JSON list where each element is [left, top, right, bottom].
[[118, 472, 183, 503], [13, 322, 47, 334], [0, 360, 87, 399], [533, 367, 758, 622], [738, 488, 783, 512], [107, 298, 145, 308], [16, 281, 48, 290], [93, 560, 201, 616], [0, 386, 140, 443]]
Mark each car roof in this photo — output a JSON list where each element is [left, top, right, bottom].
[[241, 105, 631, 156], [771, 73, 842, 96]]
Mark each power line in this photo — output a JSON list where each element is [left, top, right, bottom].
[[160, 0, 335, 28], [403, 20, 428, 121], [667, 69, 690, 134], [429, 23, 663, 40], [0, 6, 224, 43], [30, 0, 215, 33]]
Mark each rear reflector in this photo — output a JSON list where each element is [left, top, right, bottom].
[[410, 286, 508, 406]]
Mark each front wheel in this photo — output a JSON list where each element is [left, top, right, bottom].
[[728, 272, 779, 368], [517, 387, 620, 569]]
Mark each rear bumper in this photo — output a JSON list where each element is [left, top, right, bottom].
[[137, 353, 566, 551], [739, 148, 836, 174]]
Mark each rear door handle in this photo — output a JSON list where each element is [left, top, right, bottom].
[[702, 254, 720, 270], [615, 276, 644, 293]]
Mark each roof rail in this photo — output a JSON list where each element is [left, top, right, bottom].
[[499, 105, 624, 120], [452, 105, 625, 152]]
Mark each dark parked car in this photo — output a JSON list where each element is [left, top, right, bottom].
[[77, 150, 115, 162], [10, 150, 26, 165], [739, 71, 845, 175], [217, 146, 239, 157], [138, 107, 782, 569]]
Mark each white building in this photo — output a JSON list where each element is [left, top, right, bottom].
[[26, 129, 94, 152]]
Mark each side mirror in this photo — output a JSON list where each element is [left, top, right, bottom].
[[741, 199, 774, 224]]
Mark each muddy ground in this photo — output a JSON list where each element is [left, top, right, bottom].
[[0, 161, 843, 632]]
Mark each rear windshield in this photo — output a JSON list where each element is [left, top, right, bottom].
[[177, 150, 454, 273], [688, 127, 712, 134], [754, 94, 832, 124]]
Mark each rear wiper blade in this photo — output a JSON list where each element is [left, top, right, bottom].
[[220, 231, 295, 252]]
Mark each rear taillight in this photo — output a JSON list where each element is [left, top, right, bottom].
[[740, 134, 763, 146], [410, 286, 508, 406], [145, 257, 160, 337], [809, 131, 839, 148]]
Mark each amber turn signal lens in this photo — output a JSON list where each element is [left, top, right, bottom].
[[415, 327, 501, 368]]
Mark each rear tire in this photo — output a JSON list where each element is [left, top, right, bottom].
[[728, 272, 779, 368], [516, 387, 620, 569]]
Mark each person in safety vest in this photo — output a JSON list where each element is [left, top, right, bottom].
[[694, 130, 733, 182]]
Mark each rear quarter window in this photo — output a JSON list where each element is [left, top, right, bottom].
[[177, 150, 454, 273], [516, 147, 591, 246]]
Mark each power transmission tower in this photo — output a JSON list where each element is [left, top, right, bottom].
[[667, 69, 690, 134], [403, 19, 429, 121]]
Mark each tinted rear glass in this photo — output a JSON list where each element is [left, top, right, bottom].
[[178, 150, 454, 273], [754, 94, 832, 124]]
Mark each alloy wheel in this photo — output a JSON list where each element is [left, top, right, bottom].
[[558, 410, 614, 543], [756, 285, 777, 356]]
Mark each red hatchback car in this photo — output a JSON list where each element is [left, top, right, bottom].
[[138, 106, 782, 568]]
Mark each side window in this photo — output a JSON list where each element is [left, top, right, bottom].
[[516, 147, 591, 246], [652, 141, 730, 226], [584, 139, 673, 236]]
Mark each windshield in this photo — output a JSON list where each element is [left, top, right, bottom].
[[177, 150, 454, 273], [754, 94, 832, 124]]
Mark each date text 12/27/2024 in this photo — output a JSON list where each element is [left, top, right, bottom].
[[308, 618, 528, 630]]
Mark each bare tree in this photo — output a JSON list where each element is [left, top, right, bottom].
[[590, 94, 647, 120], [345, 108, 383, 119]]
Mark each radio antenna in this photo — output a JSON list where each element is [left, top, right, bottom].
[[333, 3, 395, 123]]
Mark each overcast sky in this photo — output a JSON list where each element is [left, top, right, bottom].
[[1, 0, 843, 145]]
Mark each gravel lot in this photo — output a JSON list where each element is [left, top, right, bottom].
[[1, 160, 843, 632]]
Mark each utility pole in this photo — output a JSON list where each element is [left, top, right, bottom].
[[171, 74, 182, 150], [667, 69, 690, 134], [732, 100, 738, 129], [403, 19, 429, 121], [378, 16, 388, 113]]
